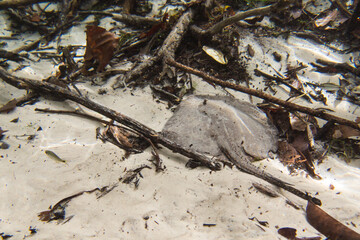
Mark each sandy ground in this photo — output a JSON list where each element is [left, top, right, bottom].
[[1, 4, 360, 240]]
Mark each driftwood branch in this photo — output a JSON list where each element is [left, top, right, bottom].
[[166, 58, 360, 130], [112, 8, 195, 88], [158, 8, 195, 61], [191, 0, 290, 37], [0, 67, 221, 170]]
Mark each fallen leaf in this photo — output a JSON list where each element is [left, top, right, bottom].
[[202, 46, 228, 64], [84, 26, 119, 72], [278, 227, 297, 239], [315, 9, 339, 28], [332, 125, 360, 139], [247, 44, 255, 57], [30, 13, 41, 22], [306, 201, 360, 240], [278, 140, 304, 164]]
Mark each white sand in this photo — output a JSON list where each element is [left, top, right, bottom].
[[1, 6, 360, 239]]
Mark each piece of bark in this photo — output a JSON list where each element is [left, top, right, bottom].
[[306, 201, 360, 240]]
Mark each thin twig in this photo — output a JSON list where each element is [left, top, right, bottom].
[[166, 59, 360, 130], [254, 69, 313, 103], [13, 17, 78, 54], [191, 0, 289, 37], [0, 66, 222, 170]]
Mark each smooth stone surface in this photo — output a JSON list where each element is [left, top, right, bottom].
[[161, 95, 278, 161]]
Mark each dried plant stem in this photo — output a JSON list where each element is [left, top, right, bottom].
[[0, 66, 221, 170], [191, 0, 289, 37], [166, 59, 360, 130]]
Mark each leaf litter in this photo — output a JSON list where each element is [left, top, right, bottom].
[[0, 0, 360, 238]]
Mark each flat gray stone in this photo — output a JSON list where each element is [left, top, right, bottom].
[[161, 95, 278, 161]]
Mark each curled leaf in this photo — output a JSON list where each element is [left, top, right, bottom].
[[306, 201, 360, 240], [315, 9, 339, 28], [202, 46, 228, 64], [278, 227, 321, 240], [84, 26, 119, 72]]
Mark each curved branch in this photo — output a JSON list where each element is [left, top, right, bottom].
[[191, 0, 290, 37], [166, 59, 360, 130]]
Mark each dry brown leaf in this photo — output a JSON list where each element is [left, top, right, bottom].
[[332, 125, 360, 139], [30, 13, 41, 22], [278, 227, 322, 240], [84, 26, 119, 72], [278, 227, 297, 239], [278, 140, 304, 164], [306, 201, 360, 240]]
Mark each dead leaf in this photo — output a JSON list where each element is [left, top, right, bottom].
[[315, 9, 339, 28], [278, 227, 322, 240], [278, 227, 297, 239], [247, 44, 255, 57], [306, 201, 360, 240], [98, 124, 149, 154], [202, 46, 228, 64], [84, 26, 119, 72], [332, 125, 360, 139], [278, 140, 304, 164], [30, 13, 41, 22]]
